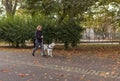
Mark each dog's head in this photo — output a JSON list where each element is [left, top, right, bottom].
[[51, 43, 55, 47], [47, 43, 55, 49]]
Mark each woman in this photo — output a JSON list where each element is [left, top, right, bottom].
[[32, 25, 46, 56]]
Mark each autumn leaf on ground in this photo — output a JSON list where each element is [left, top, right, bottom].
[[87, 80, 91, 81], [18, 73, 30, 77], [80, 75, 86, 80], [0, 68, 10, 73], [60, 74, 64, 77], [99, 72, 110, 78], [33, 60, 39, 64], [12, 64, 17, 67], [64, 79, 68, 81], [117, 61, 120, 65], [44, 73, 48, 75]]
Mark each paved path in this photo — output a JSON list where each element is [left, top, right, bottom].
[[0, 49, 120, 81]]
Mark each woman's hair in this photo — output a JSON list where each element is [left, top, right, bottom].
[[36, 25, 42, 30]]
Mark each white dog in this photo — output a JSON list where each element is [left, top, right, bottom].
[[44, 43, 55, 57]]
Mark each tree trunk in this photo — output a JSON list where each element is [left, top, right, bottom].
[[4, 0, 18, 17], [64, 41, 69, 50]]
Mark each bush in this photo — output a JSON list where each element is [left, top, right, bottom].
[[0, 15, 84, 49], [43, 25, 56, 44], [0, 16, 34, 47], [0, 15, 56, 47], [57, 22, 84, 49]]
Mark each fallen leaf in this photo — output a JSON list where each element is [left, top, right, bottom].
[[13, 64, 16, 67], [64, 79, 68, 81], [44, 73, 47, 75], [80, 75, 85, 80], [18, 73, 30, 77], [0, 69, 10, 73], [33, 60, 39, 64], [60, 74, 64, 77]]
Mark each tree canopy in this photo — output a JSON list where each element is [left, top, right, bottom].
[[0, 0, 120, 49]]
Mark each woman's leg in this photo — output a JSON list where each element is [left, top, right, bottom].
[[40, 42, 45, 56], [32, 39, 39, 56]]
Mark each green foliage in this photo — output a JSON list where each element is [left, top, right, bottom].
[[21, 0, 99, 24], [43, 25, 56, 44], [0, 15, 56, 47], [0, 16, 33, 47], [0, 15, 84, 49], [1, 0, 119, 50], [57, 22, 84, 49], [82, 1, 120, 34], [30, 15, 57, 44]]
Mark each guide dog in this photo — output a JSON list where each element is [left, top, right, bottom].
[[44, 43, 55, 57]]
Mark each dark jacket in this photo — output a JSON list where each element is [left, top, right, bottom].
[[35, 30, 43, 43]]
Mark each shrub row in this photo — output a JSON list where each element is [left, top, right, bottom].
[[0, 16, 84, 49]]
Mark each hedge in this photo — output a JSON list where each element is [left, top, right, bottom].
[[0, 16, 83, 49]]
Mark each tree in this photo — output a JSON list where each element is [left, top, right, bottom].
[[82, 1, 120, 32], [20, 0, 99, 23], [2, 0, 19, 17]]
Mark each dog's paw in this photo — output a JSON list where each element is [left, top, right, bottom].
[[48, 55, 53, 57]]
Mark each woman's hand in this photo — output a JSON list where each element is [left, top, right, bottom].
[[41, 36, 43, 38]]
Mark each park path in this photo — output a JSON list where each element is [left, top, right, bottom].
[[0, 49, 120, 81]]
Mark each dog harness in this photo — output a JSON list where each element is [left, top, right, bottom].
[[47, 45, 52, 49]]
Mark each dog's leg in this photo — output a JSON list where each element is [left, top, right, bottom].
[[47, 49, 50, 56], [49, 50, 53, 57], [47, 50, 53, 57]]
